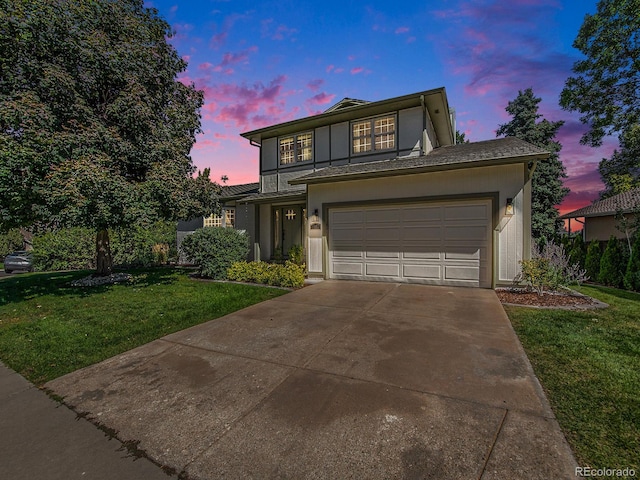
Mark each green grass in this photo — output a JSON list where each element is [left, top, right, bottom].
[[0, 268, 287, 385], [505, 285, 639, 474]]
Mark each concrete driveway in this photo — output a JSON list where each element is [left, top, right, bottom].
[[46, 281, 578, 479]]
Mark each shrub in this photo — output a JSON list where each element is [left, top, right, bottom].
[[228, 261, 305, 288], [180, 227, 249, 279], [598, 236, 625, 288], [624, 235, 640, 291], [584, 240, 601, 281], [568, 235, 586, 269], [287, 244, 305, 266], [111, 221, 177, 267], [32, 227, 95, 271], [0, 229, 24, 257], [514, 240, 587, 295]]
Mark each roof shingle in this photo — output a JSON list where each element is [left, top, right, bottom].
[[289, 137, 548, 185], [560, 187, 640, 219]]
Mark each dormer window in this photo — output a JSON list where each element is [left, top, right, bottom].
[[280, 132, 313, 165], [352, 115, 396, 154]]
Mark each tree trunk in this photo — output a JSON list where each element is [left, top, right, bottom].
[[96, 229, 113, 276]]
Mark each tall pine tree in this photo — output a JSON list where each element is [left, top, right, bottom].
[[497, 88, 569, 241]]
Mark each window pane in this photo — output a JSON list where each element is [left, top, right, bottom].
[[374, 116, 394, 134], [352, 121, 370, 138], [280, 136, 295, 164], [225, 209, 235, 228], [297, 133, 313, 162], [353, 137, 371, 153], [375, 133, 395, 150]]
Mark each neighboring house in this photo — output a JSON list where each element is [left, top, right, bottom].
[[560, 187, 640, 242], [185, 87, 549, 288], [176, 182, 259, 264]]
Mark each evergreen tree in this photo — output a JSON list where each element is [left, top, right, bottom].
[[497, 88, 569, 241], [598, 236, 625, 287], [585, 240, 601, 281], [624, 234, 640, 291], [568, 235, 586, 269]]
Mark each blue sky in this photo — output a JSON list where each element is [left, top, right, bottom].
[[146, 0, 617, 214]]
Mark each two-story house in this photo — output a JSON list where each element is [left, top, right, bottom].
[[210, 86, 548, 288]]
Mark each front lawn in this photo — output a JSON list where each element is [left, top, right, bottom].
[[0, 268, 287, 385], [505, 285, 639, 474]]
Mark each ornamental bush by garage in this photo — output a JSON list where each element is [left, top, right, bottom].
[[180, 227, 249, 279]]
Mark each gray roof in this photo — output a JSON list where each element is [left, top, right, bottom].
[[239, 189, 306, 204], [560, 187, 640, 219], [290, 137, 548, 185], [220, 182, 260, 200]]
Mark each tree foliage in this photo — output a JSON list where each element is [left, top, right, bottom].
[[598, 236, 626, 287], [559, 0, 640, 148], [0, 0, 219, 274], [585, 240, 602, 281], [598, 126, 640, 199], [496, 88, 569, 241]]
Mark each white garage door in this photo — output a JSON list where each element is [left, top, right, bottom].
[[328, 200, 492, 287]]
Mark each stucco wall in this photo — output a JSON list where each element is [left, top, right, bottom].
[[306, 163, 528, 285], [584, 214, 636, 242]]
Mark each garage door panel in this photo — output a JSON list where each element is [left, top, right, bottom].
[[444, 204, 488, 220], [329, 200, 492, 287], [366, 250, 401, 259], [445, 265, 480, 281], [365, 263, 400, 277], [402, 226, 442, 241], [402, 206, 442, 222], [402, 264, 442, 279], [365, 209, 402, 223], [332, 262, 364, 275], [444, 248, 481, 260], [332, 211, 364, 224], [444, 225, 487, 241], [364, 227, 401, 241]]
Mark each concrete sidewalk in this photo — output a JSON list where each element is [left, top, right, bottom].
[[25, 281, 579, 479], [0, 361, 170, 480]]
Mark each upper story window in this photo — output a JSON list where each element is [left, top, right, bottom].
[[352, 115, 396, 154], [279, 132, 313, 165]]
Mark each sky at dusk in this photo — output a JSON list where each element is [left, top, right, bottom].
[[146, 0, 619, 215]]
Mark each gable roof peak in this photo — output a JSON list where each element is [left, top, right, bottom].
[[323, 97, 370, 113]]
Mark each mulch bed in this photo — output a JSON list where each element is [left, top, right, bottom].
[[496, 287, 606, 310]]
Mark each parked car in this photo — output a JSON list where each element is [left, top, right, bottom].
[[3, 251, 34, 273]]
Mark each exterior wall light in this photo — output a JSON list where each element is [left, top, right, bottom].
[[505, 198, 515, 216]]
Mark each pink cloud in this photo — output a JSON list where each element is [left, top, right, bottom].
[[261, 18, 298, 41], [307, 79, 324, 92], [407, 36, 416, 43], [326, 65, 335, 73], [307, 92, 336, 106], [198, 62, 214, 71], [351, 67, 364, 75], [395, 26, 410, 34], [348, 55, 356, 61]]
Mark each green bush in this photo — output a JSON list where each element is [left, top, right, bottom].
[[598, 236, 625, 287], [0, 229, 24, 257], [180, 227, 249, 279], [111, 221, 177, 267], [624, 235, 640, 291], [568, 235, 586, 269], [584, 240, 601, 281], [287, 244, 305, 266], [32, 227, 95, 271], [228, 261, 305, 288]]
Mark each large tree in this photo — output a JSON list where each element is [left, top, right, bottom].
[[0, 0, 218, 275], [559, 0, 639, 148], [497, 88, 569, 241], [559, 0, 639, 198]]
